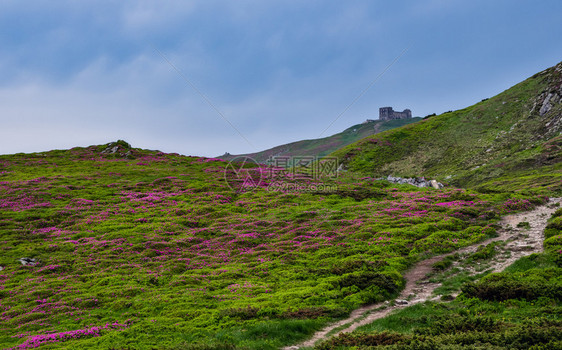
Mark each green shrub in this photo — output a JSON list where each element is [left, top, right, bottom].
[[315, 331, 410, 349], [545, 217, 562, 239], [544, 235, 562, 252], [220, 306, 260, 320], [461, 272, 561, 301], [415, 315, 500, 336], [517, 221, 531, 229], [166, 343, 237, 350], [332, 188, 387, 201], [544, 234, 562, 266], [281, 306, 347, 319], [330, 259, 388, 275], [432, 259, 453, 271], [468, 242, 498, 261], [337, 272, 402, 294]]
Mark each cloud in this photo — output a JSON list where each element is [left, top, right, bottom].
[[1, 1, 561, 157]]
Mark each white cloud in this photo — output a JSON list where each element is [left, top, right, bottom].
[[1, 0, 559, 159], [121, 1, 198, 34]]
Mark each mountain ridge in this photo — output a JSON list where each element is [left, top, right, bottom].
[[331, 61, 562, 194], [219, 118, 421, 164]]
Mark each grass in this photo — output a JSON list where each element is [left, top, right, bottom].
[[425, 241, 506, 297], [315, 212, 562, 349], [332, 61, 562, 195], [220, 118, 421, 164], [0, 141, 546, 349], [1, 62, 560, 350]]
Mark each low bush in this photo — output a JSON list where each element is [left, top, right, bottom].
[[432, 259, 453, 271], [467, 242, 499, 261], [337, 272, 402, 294], [517, 221, 531, 229], [545, 216, 562, 239], [415, 315, 500, 336], [330, 259, 388, 275], [315, 331, 410, 349], [544, 234, 562, 266], [281, 306, 347, 319], [220, 306, 260, 320], [461, 271, 561, 301]]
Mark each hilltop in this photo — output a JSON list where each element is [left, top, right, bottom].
[[220, 118, 420, 164], [333, 61, 562, 194]]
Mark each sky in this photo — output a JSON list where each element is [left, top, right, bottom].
[[1, 1, 561, 157]]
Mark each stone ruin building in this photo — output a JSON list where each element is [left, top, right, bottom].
[[379, 107, 412, 121]]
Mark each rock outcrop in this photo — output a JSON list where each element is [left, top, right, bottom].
[[382, 176, 444, 189], [101, 140, 135, 159], [19, 258, 38, 266]]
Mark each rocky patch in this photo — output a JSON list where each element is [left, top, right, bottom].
[[19, 258, 38, 266], [381, 176, 444, 189]]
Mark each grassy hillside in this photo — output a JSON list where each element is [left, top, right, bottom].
[[333, 61, 562, 194], [220, 118, 421, 164], [2, 62, 561, 350], [316, 207, 562, 350], [0, 141, 540, 349]]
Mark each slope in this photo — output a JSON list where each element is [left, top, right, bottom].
[[0, 140, 542, 349], [220, 118, 421, 164], [314, 202, 562, 350], [333, 61, 562, 194]]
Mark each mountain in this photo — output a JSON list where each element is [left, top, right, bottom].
[[219, 117, 421, 164], [332, 61, 562, 194], [2, 62, 562, 350]]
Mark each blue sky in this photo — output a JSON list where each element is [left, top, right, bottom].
[[1, 0, 561, 157]]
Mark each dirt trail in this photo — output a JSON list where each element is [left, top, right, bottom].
[[283, 198, 561, 349]]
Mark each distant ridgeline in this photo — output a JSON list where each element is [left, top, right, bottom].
[[219, 114, 420, 164]]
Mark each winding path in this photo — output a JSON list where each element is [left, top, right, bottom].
[[283, 198, 561, 349]]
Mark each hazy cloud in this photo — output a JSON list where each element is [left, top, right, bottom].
[[1, 0, 561, 156]]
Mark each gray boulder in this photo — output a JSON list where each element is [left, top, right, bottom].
[[430, 179, 443, 189], [382, 175, 444, 189], [19, 258, 38, 266]]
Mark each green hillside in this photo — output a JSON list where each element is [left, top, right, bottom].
[[0, 141, 541, 349], [315, 205, 562, 350], [220, 118, 421, 164], [1, 62, 562, 350], [333, 62, 562, 194]]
